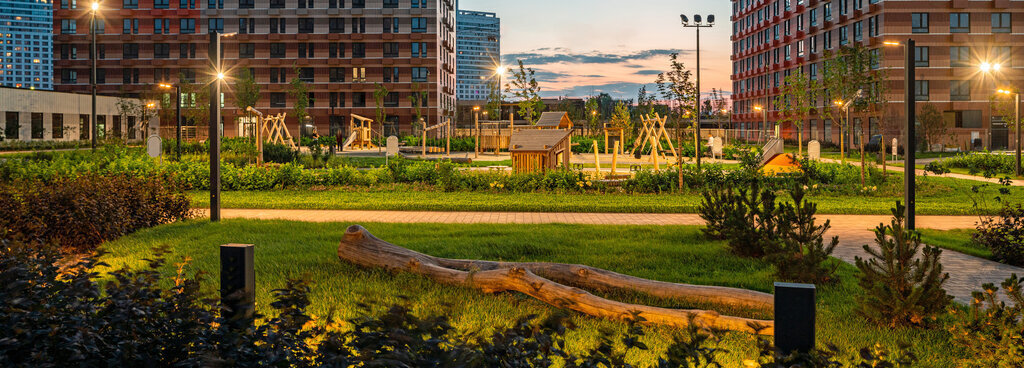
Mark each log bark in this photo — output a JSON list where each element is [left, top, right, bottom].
[[338, 225, 775, 335]]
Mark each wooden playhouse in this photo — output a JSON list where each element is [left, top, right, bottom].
[[534, 111, 573, 130], [509, 129, 573, 173]]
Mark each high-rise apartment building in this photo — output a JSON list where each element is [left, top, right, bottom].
[[730, 0, 1022, 151], [0, 0, 52, 90], [456, 9, 498, 103], [53, 0, 456, 138]]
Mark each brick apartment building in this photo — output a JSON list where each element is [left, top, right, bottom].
[[53, 0, 456, 139], [730, 0, 1023, 151]]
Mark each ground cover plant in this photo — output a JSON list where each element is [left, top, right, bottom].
[[974, 202, 1024, 266], [96, 220, 968, 366]]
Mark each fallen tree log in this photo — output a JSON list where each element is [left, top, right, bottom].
[[338, 225, 774, 335]]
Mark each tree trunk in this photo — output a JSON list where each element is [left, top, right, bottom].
[[338, 225, 775, 335]]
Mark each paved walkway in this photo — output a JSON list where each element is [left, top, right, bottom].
[[200, 209, 1022, 304]]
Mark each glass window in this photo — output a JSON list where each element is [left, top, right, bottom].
[[154, 0, 168, 8], [412, 67, 428, 82], [270, 93, 286, 108], [950, 80, 970, 101], [950, 46, 970, 67], [180, 19, 195, 34], [950, 13, 969, 33], [52, 114, 63, 139], [31, 113, 43, 139], [992, 13, 1011, 33], [914, 46, 929, 67], [412, 17, 427, 33], [912, 13, 928, 33], [123, 0, 138, 8], [914, 80, 929, 101]]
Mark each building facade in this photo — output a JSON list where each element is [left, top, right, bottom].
[[730, 0, 1023, 151], [0, 87, 153, 141], [52, 0, 456, 139], [0, 0, 53, 90], [455, 9, 498, 103]]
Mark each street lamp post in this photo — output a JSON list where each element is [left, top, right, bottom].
[[90, 2, 99, 151], [473, 105, 480, 158], [495, 65, 506, 122], [209, 31, 224, 222], [681, 14, 714, 170], [884, 39, 917, 229], [754, 105, 766, 143], [159, 83, 181, 160]]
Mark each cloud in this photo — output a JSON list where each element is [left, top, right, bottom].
[[634, 70, 662, 76], [502, 49, 684, 66], [541, 82, 659, 99]]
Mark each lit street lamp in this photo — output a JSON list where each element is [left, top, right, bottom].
[[884, 39, 917, 229], [473, 105, 480, 158], [208, 31, 234, 222], [997, 89, 1021, 177], [90, 1, 99, 150], [158, 83, 181, 160], [753, 105, 766, 143], [680, 13, 715, 170]]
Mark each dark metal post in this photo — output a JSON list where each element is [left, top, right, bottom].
[[220, 244, 255, 328], [90, 8, 97, 150], [774, 282, 816, 355], [209, 32, 222, 222], [695, 25, 701, 169], [904, 39, 916, 230], [1015, 93, 1021, 177], [175, 85, 182, 161]]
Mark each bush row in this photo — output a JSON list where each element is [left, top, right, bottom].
[[926, 153, 1017, 177]]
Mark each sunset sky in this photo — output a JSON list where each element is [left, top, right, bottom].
[[459, 0, 734, 100]]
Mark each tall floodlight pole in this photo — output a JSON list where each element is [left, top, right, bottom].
[[885, 39, 916, 229], [680, 14, 714, 170], [90, 2, 99, 150], [209, 31, 223, 222]]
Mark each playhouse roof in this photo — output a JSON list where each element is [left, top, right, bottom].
[[535, 112, 572, 129], [509, 129, 572, 152]]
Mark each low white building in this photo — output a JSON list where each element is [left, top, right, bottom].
[[0, 87, 157, 142]]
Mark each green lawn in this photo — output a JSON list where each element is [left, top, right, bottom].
[[187, 175, 1021, 215], [98, 220, 967, 366], [919, 228, 991, 260]]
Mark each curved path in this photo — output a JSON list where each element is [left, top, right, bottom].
[[198, 209, 1021, 304]]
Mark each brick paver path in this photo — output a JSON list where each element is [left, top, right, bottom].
[[201, 209, 1022, 303]]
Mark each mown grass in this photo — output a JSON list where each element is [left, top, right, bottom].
[[187, 174, 1021, 215], [98, 220, 967, 367], [918, 228, 991, 260]]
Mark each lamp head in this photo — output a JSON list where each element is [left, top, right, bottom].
[[753, 106, 762, 111], [495, 65, 507, 75], [694, 14, 702, 24], [158, 83, 172, 89], [680, 14, 689, 25], [216, 72, 225, 80], [91, 2, 99, 11], [834, 100, 844, 106], [883, 41, 901, 46], [980, 62, 993, 73], [473, 106, 480, 111], [707, 15, 715, 24]]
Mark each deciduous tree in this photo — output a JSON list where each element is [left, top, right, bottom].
[[506, 60, 544, 124]]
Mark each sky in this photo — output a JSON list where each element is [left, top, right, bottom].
[[459, 0, 734, 100]]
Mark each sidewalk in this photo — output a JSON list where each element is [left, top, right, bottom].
[[198, 208, 1021, 304]]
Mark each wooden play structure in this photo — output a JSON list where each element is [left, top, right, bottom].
[[421, 117, 451, 156], [344, 114, 378, 150], [338, 225, 775, 334], [630, 113, 678, 163], [604, 123, 624, 155], [475, 112, 515, 155], [509, 129, 572, 173], [258, 112, 295, 149], [535, 111, 573, 130]]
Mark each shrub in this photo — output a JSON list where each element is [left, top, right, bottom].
[[0, 175, 193, 252], [263, 142, 299, 164], [947, 274, 1024, 367], [854, 203, 951, 327], [926, 153, 1016, 177], [974, 203, 1024, 266], [765, 185, 839, 284]]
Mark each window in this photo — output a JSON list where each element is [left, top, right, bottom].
[[61, 44, 77, 60], [914, 46, 929, 67], [796, 14, 804, 31], [329, 18, 345, 33], [950, 46, 970, 67], [992, 13, 1011, 33], [239, 43, 254, 58], [352, 0, 364, 8], [352, 67, 366, 82], [328, 0, 342, 8], [329, 67, 345, 82], [155, 68, 172, 81], [209, 18, 224, 33], [298, 18, 314, 33], [383, 0, 397, 8], [154, 0, 168, 8], [412, 17, 427, 32], [951, 110, 983, 128], [839, 0, 847, 15], [950, 13, 969, 33], [179, 69, 194, 83], [329, 42, 345, 57], [154, 43, 170, 58], [352, 43, 365, 58], [179, 0, 195, 8], [269, 0, 283, 7], [824, 30, 832, 49], [239, 0, 253, 8], [4, 112, 18, 140], [297, 0, 309, 8], [809, 8, 817, 27], [239, 18, 255, 33], [270, 18, 286, 33], [52, 114, 63, 139], [912, 13, 929, 33], [914, 80, 929, 101], [60, 19, 76, 34], [180, 19, 196, 34], [950, 80, 970, 101], [993, 46, 1012, 66], [870, 49, 880, 69], [839, 26, 848, 45], [298, 68, 314, 83], [329, 92, 345, 107], [79, 115, 89, 140], [383, 17, 399, 33], [123, 0, 138, 8], [383, 67, 399, 82], [122, 43, 139, 59], [270, 93, 286, 108], [351, 17, 365, 33], [383, 42, 398, 58], [854, 21, 863, 42], [270, 43, 286, 58], [823, 3, 831, 21], [384, 93, 399, 107], [270, 68, 287, 83], [30, 113, 43, 139], [179, 43, 196, 58], [123, 18, 139, 34], [154, 18, 170, 34], [353, 92, 366, 107], [868, 15, 878, 37], [411, 42, 427, 58], [411, 0, 425, 8], [297, 43, 314, 58], [112, 116, 120, 138], [208, 0, 223, 9], [412, 67, 428, 82]]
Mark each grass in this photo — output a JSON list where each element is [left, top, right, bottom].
[[98, 220, 967, 366], [187, 175, 1022, 215], [918, 228, 992, 260]]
